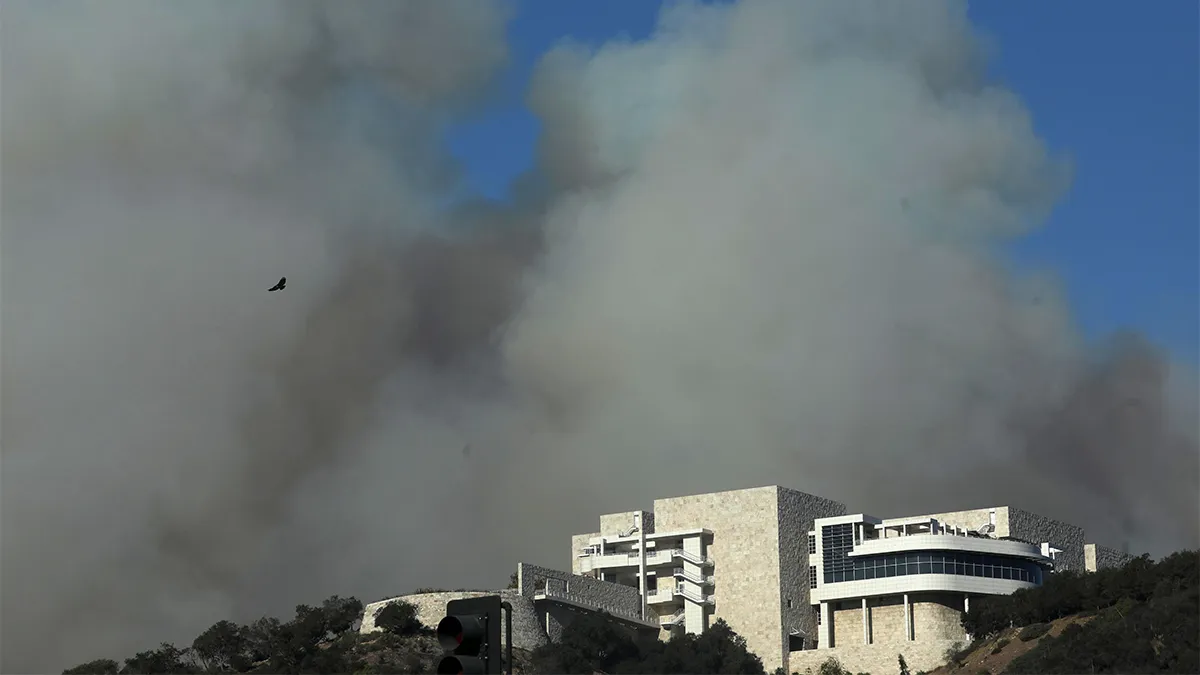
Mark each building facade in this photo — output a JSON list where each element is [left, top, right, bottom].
[[562, 486, 1133, 675]]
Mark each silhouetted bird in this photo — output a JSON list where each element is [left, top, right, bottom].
[[268, 277, 286, 292]]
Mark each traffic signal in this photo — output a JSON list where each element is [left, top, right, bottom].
[[436, 595, 503, 675]]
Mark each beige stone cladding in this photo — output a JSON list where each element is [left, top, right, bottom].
[[571, 533, 598, 575], [790, 638, 964, 675], [1085, 543, 1135, 572], [1006, 507, 1085, 573], [867, 596, 906, 644], [599, 511, 653, 536], [359, 590, 548, 651], [651, 485, 845, 674], [911, 593, 968, 642], [777, 487, 847, 659], [915, 506, 1085, 572], [919, 507, 999, 534]]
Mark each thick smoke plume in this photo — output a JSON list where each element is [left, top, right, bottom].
[[2, 0, 1196, 671]]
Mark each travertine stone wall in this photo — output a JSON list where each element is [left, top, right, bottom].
[[653, 486, 783, 671], [1008, 507, 1085, 573], [599, 511, 651, 536], [518, 562, 644, 615], [517, 562, 648, 640], [570, 533, 598, 575], [777, 488, 847, 657], [832, 603, 863, 647], [868, 596, 906, 643], [652, 485, 845, 674], [911, 593, 967, 642], [828, 593, 965, 649], [790, 638, 963, 675], [920, 507, 997, 534], [358, 589, 548, 651], [1085, 543, 1134, 572]]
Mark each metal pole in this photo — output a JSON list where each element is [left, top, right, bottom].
[[501, 601, 513, 675], [636, 513, 647, 620]]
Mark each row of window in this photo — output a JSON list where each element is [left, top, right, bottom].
[[822, 523, 857, 578], [822, 551, 1046, 585]]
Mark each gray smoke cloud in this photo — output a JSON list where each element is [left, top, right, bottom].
[[2, 0, 1196, 672]]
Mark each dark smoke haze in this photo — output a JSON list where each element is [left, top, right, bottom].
[[2, 1, 1196, 671]]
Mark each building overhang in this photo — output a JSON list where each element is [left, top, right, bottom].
[[811, 574, 1038, 603], [846, 533, 1053, 563], [814, 514, 883, 527], [587, 528, 712, 546]]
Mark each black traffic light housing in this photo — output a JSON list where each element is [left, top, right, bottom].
[[436, 595, 509, 675]]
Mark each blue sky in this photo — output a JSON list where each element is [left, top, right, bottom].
[[444, 0, 1199, 363]]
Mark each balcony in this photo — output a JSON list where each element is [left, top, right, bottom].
[[646, 588, 678, 605], [578, 548, 713, 573]]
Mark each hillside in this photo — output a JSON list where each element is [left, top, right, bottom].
[[932, 550, 1200, 675], [60, 551, 1199, 675]]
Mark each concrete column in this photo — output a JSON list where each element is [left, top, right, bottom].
[[819, 602, 833, 648], [861, 598, 870, 644], [903, 593, 912, 641]]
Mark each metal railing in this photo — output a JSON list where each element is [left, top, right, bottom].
[[672, 568, 715, 586], [671, 548, 714, 566], [534, 585, 659, 628], [675, 585, 715, 605]]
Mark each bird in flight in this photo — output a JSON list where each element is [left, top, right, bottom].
[[268, 277, 287, 292]]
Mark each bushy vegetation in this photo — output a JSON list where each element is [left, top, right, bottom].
[[1005, 584, 1199, 674], [962, 550, 1197, 638], [63, 596, 377, 674], [530, 611, 765, 674], [373, 601, 424, 637], [958, 550, 1199, 674]]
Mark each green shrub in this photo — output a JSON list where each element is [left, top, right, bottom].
[[990, 637, 1010, 655], [374, 600, 424, 636]]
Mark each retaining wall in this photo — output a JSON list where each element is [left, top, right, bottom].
[[359, 589, 548, 651]]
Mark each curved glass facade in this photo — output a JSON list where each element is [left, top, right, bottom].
[[824, 550, 1046, 584]]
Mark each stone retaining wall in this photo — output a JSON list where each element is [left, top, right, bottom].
[[359, 589, 548, 651], [790, 638, 963, 675]]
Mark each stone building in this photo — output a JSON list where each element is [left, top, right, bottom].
[[359, 485, 1133, 674], [564, 485, 1133, 675]]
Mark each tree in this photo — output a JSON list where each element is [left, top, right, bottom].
[[507, 571, 519, 589], [191, 620, 249, 672], [321, 595, 365, 637], [375, 601, 424, 636], [898, 653, 911, 675], [62, 659, 120, 674], [532, 614, 766, 675], [532, 611, 642, 674], [119, 643, 197, 674]]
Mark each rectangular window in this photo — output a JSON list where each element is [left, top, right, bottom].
[[932, 558, 945, 574], [808, 534, 816, 555], [809, 566, 818, 589]]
